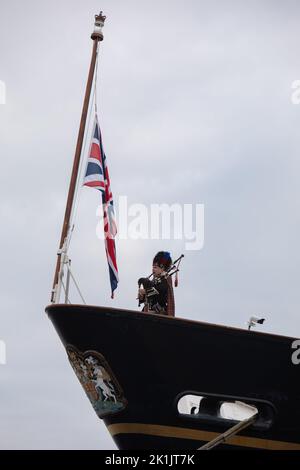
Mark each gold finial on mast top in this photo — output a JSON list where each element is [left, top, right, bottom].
[[91, 11, 106, 41]]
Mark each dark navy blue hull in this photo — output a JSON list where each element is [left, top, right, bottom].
[[46, 304, 300, 450]]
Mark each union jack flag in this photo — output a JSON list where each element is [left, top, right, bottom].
[[83, 116, 118, 298]]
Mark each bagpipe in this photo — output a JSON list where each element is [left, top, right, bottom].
[[137, 254, 184, 306]]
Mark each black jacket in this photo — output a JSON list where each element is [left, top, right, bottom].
[[138, 276, 168, 313]]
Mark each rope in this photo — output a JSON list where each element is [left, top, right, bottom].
[[61, 278, 71, 304], [67, 41, 100, 249], [60, 262, 87, 304], [68, 267, 87, 304], [60, 42, 100, 304], [67, 86, 95, 248], [94, 41, 99, 116]]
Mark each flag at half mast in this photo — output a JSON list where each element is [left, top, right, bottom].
[[83, 115, 118, 298]]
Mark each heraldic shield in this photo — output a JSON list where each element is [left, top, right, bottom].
[[66, 346, 127, 418]]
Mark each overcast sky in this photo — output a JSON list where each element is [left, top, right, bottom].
[[1, 0, 300, 450]]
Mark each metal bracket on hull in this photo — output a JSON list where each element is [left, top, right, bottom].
[[198, 413, 258, 450]]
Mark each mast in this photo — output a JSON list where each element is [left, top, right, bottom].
[[51, 12, 106, 303]]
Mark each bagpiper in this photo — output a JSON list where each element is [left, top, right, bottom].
[[138, 251, 176, 317]]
